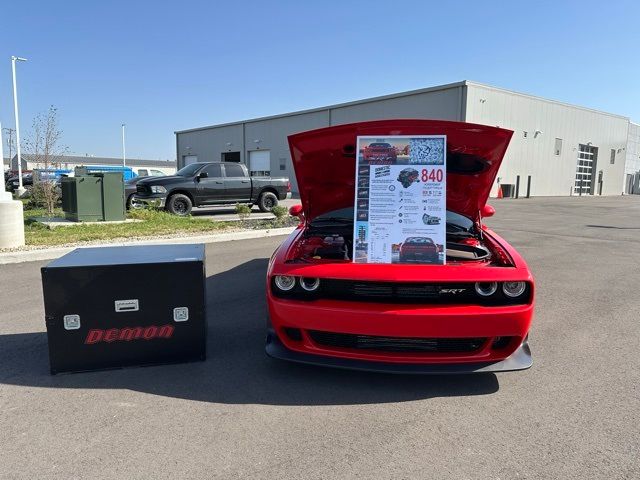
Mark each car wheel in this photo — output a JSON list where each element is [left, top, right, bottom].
[[258, 192, 278, 212], [167, 193, 192, 216]]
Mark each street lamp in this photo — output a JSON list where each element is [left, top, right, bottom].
[[121, 123, 126, 169], [11, 55, 27, 196]]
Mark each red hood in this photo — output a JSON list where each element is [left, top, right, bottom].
[[288, 119, 513, 221]]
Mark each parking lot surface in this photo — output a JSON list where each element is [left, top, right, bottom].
[[0, 196, 639, 479]]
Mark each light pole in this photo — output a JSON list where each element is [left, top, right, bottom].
[[121, 123, 126, 169], [11, 55, 27, 196]]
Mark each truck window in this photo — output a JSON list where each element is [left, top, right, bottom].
[[150, 169, 164, 176], [138, 169, 149, 176], [224, 164, 245, 177], [202, 164, 222, 177]]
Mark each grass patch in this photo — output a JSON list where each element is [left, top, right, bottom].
[[22, 207, 298, 247], [25, 209, 235, 246]]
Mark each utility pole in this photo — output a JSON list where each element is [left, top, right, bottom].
[[0, 122, 10, 199], [3, 128, 15, 168]]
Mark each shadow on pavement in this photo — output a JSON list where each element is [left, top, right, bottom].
[[0, 259, 499, 405]]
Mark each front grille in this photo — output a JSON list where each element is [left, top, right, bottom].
[[270, 278, 532, 306], [321, 280, 468, 303], [308, 330, 486, 353]]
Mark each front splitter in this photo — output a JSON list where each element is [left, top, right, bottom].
[[265, 330, 532, 374]]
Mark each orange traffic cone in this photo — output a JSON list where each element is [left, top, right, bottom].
[[497, 185, 503, 199]]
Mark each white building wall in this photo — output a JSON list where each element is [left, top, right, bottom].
[[465, 83, 629, 197], [623, 123, 640, 194]]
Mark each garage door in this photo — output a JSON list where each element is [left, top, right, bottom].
[[183, 155, 198, 166], [248, 150, 270, 176]]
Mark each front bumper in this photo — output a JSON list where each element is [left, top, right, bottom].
[[266, 328, 532, 373], [133, 194, 166, 208]]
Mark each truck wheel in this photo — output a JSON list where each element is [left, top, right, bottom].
[[167, 194, 192, 216], [258, 192, 278, 212]]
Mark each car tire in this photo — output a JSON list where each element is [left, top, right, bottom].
[[166, 193, 192, 216], [258, 191, 278, 212]]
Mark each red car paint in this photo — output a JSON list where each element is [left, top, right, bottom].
[[267, 120, 534, 372]]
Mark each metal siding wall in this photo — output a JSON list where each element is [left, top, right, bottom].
[[176, 87, 462, 194], [243, 111, 329, 192], [329, 88, 462, 125], [465, 84, 629, 197], [176, 124, 244, 167]]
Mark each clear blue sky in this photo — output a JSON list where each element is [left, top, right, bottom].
[[0, 0, 638, 161]]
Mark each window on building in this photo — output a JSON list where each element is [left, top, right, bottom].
[[222, 151, 240, 162], [610, 149, 616, 164], [279, 157, 286, 171], [224, 163, 246, 177], [554, 138, 562, 156]]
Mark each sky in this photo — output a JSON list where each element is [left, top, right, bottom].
[[0, 0, 638, 161]]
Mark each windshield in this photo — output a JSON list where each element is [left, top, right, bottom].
[[311, 207, 474, 231], [176, 163, 203, 177]]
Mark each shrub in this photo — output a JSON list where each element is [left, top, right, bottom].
[[271, 205, 287, 220], [27, 182, 61, 216], [235, 203, 252, 220]]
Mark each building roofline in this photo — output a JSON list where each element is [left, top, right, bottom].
[[465, 80, 630, 121], [175, 79, 632, 135], [174, 81, 468, 134]]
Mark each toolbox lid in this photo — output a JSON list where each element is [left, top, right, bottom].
[[45, 244, 205, 268]]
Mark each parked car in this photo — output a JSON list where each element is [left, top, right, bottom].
[[398, 237, 439, 263], [6, 172, 33, 192], [265, 119, 534, 374], [362, 142, 397, 162], [124, 177, 144, 209], [133, 162, 290, 215]]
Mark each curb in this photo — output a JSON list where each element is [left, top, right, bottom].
[[0, 227, 296, 265]]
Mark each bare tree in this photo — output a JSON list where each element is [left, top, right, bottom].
[[24, 106, 68, 215]]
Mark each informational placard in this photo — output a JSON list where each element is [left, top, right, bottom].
[[353, 135, 446, 264]]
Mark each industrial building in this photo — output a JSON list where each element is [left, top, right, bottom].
[[7, 154, 176, 176], [175, 81, 637, 197]]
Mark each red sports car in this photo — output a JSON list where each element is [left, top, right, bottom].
[[362, 142, 397, 163], [266, 120, 534, 373]]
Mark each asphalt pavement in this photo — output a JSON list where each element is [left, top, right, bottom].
[[0, 195, 639, 479]]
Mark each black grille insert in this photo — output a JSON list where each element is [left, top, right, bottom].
[[308, 331, 486, 353]]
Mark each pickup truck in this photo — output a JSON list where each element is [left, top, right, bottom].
[[133, 162, 291, 216]]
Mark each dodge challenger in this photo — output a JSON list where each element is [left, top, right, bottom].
[[265, 119, 534, 373]]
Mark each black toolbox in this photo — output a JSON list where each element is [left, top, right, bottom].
[[41, 244, 206, 374]]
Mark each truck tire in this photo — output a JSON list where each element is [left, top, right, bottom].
[[166, 193, 192, 216], [258, 191, 278, 212]]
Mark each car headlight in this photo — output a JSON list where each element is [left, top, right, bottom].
[[150, 185, 167, 194], [300, 277, 320, 291], [502, 281, 527, 298], [475, 281, 498, 297], [274, 275, 296, 291]]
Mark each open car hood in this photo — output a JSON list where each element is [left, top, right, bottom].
[[288, 119, 513, 222]]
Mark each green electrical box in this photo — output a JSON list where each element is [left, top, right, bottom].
[[61, 172, 125, 222]]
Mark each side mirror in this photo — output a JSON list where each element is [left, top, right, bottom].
[[481, 204, 495, 218], [198, 171, 208, 179], [288, 204, 304, 219]]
